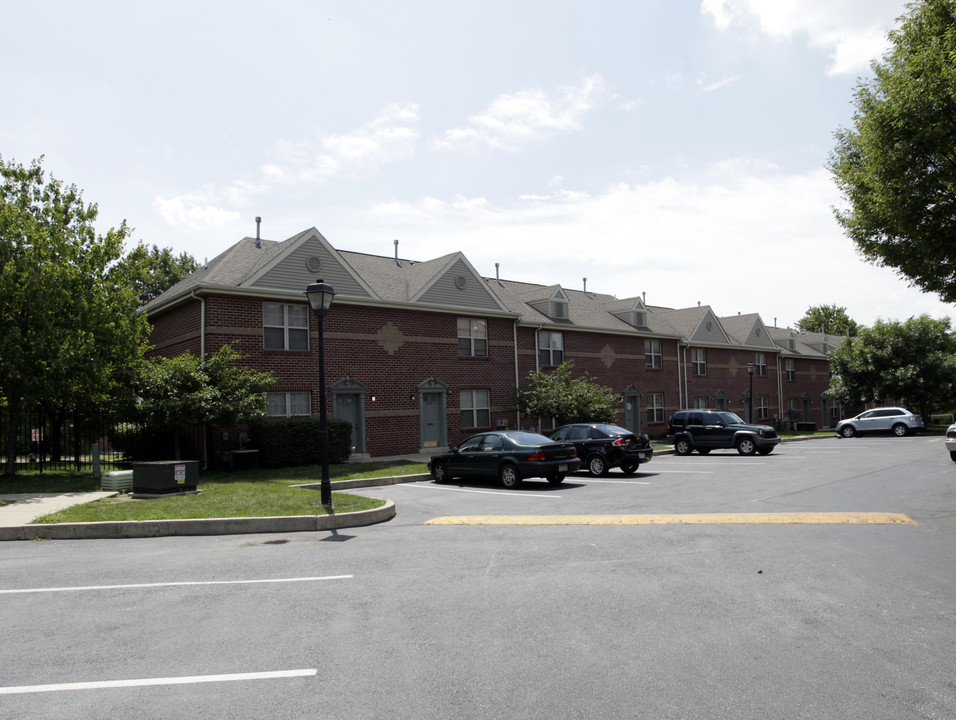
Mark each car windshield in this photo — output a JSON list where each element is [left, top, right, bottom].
[[506, 431, 552, 446], [715, 412, 745, 424]]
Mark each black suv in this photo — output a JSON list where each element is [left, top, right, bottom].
[[666, 410, 780, 456], [550, 423, 654, 476]]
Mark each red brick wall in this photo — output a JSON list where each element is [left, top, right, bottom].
[[147, 294, 835, 456]]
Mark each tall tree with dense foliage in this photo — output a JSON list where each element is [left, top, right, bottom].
[[795, 305, 860, 336], [0, 156, 148, 476], [516, 362, 620, 426], [828, 0, 956, 302], [112, 242, 199, 306], [827, 314, 956, 418], [133, 344, 275, 458]]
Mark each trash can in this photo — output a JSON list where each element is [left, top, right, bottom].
[[231, 449, 260, 471], [132, 461, 199, 495]]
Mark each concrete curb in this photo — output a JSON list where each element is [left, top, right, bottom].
[[0, 500, 396, 541]]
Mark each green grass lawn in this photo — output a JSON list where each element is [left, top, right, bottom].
[[0, 460, 428, 524]]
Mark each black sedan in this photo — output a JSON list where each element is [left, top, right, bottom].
[[550, 423, 654, 476], [428, 431, 581, 489]]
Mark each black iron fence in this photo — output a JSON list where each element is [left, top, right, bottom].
[[0, 410, 203, 475]]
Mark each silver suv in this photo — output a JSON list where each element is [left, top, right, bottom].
[[835, 407, 923, 438]]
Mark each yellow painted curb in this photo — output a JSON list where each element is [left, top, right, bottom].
[[425, 512, 916, 526]]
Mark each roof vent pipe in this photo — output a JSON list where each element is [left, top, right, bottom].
[[394, 239, 400, 267], [255, 217, 262, 248], [642, 291, 646, 304], [495, 263, 502, 286], [583, 278, 587, 294]]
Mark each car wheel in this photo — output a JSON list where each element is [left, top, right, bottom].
[[840, 425, 856, 439], [587, 454, 610, 477], [737, 437, 757, 456], [547, 474, 565, 485], [499, 463, 522, 489], [619, 461, 639, 475], [697, 448, 711, 455], [674, 438, 692, 456], [892, 423, 908, 437], [757, 447, 773, 455], [431, 460, 447, 483]]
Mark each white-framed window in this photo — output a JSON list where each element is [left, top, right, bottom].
[[645, 339, 662, 369], [266, 391, 311, 417], [692, 396, 709, 409], [458, 318, 488, 357], [646, 393, 664, 423], [460, 389, 491, 429], [757, 395, 769, 420], [538, 331, 564, 366], [785, 358, 796, 382], [263, 302, 309, 351], [692, 348, 706, 375], [754, 352, 767, 376]]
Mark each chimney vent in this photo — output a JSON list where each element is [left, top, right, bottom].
[[255, 217, 262, 248], [394, 239, 400, 267]]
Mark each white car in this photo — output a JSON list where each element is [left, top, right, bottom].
[[835, 407, 924, 438], [945, 424, 956, 462]]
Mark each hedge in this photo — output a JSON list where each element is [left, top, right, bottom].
[[249, 416, 353, 467]]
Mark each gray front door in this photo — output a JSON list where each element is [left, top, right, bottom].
[[334, 393, 364, 454], [421, 392, 444, 448], [624, 387, 641, 434]]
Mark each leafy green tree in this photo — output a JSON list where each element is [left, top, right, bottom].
[[516, 361, 620, 426], [828, 0, 956, 302], [112, 242, 199, 306], [795, 305, 860, 336], [133, 344, 275, 458], [0, 156, 148, 476], [827, 314, 956, 418]]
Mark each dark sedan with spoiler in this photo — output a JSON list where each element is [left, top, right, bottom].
[[428, 430, 580, 489]]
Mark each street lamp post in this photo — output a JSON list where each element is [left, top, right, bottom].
[[305, 279, 336, 507], [746, 361, 755, 424]]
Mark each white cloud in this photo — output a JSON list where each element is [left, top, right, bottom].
[[154, 193, 241, 230], [154, 104, 421, 231], [701, 0, 905, 75], [357, 161, 954, 328], [435, 75, 607, 151]]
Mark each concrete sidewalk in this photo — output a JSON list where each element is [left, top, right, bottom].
[[0, 492, 118, 527]]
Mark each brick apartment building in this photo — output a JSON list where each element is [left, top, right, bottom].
[[144, 227, 843, 459]]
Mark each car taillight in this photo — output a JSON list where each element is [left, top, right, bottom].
[[528, 452, 545, 461], [612, 438, 626, 446], [947, 431, 956, 439], [571, 448, 578, 457]]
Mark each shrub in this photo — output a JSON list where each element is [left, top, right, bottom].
[[249, 417, 352, 467]]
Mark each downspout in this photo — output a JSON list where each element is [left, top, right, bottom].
[[776, 355, 783, 427], [513, 320, 521, 430], [191, 290, 207, 469]]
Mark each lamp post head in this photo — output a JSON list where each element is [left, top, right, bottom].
[[746, 362, 755, 375], [305, 279, 336, 319]]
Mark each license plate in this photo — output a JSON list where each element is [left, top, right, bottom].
[[559, 464, 568, 472]]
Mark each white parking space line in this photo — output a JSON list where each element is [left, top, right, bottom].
[[0, 575, 352, 596], [573, 478, 651, 484], [0, 669, 317, 695], [418, 485, 561, 498]]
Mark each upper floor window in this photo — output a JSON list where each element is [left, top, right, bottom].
[[754, 352, 767, 376], [460, 389, 491, 429], [785, 358, 796, 382], [539, 331, 564, 366], [645, 339, 662, 369], [458, 318, 488, 357], [263, 302, 309, 350], [692, 348, 707, 375]]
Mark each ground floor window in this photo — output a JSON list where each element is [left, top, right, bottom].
[[757, 395, 769, 420], [460, 389, 491, 429], [266, 391, 311, 417], [646, 393, 664, 423], [692, 397, 708, 409]]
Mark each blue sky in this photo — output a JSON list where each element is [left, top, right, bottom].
[[3, 0, 950, 330]]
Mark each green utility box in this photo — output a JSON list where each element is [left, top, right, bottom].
[[132, 461, 199, 495]]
